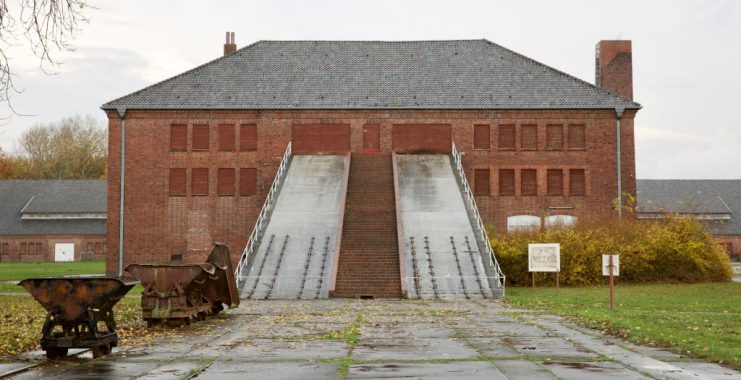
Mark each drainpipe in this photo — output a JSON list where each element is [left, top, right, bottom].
[[117, 107, 127, 276], [615, 106, 624, 217]]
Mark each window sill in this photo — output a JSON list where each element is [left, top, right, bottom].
[[568, 148, 586, 151], [498, 148, 516, 151], [473, 148, 491, 151]]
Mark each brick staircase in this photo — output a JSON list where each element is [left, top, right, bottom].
[[333, 153, 402, 298]]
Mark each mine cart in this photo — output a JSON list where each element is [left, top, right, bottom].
[[18, 276, 138, 359], [126, 243, 240, 327]]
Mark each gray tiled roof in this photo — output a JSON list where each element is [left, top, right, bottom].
[[636, 180, 741, 235], [0, 180, 107, 235], [102, 40, 641, 111]]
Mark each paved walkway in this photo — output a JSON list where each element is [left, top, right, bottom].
[[3, 300, 739, 379]]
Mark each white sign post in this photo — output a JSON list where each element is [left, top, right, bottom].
[[602, 254, 619, 309], [528, 243, 561, 292]]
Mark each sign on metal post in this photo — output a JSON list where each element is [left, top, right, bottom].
[[528, 244, 560, 291], [602, 255, 620, 276], [602, 254, 619, 309]]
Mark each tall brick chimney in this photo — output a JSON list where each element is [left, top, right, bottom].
[[224, 31, 236, 56], [595, 40, 633, 100]]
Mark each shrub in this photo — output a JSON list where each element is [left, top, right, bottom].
[[491, 216, 732, 286]]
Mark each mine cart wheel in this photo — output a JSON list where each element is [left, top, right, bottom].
[[45, 347, 68, 360], [146, 319, 159, 328], [197, 312, 206, 321]]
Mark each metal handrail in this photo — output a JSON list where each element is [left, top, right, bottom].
[[235, 142, 292, 288], [450, 142, 505, 294]]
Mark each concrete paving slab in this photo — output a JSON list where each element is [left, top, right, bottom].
[[347, 361, 506, 379], [352, 337, 478, 361], [465, 337, 522, 357], [504, 337, 598, 358], [359, 322, 457, 339], [195, 361, 339, 380], [541, 361, 649, 379], [491, 359, 558, 379], [476, 321, 552, 337], [48, 360, 160, 379], [135, 361, 206, 380], [212, 340, 348, 361], [0, 363, 35, 378], [669, 362, 741, 379]]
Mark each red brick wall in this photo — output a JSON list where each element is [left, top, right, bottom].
[[105, 109, 636, 275], [716, 235, 741, 260], [0, 235, 107, 262]]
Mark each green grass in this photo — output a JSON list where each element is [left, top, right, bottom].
[[0, 260, 105, 281], [506, 283, 741, 368]]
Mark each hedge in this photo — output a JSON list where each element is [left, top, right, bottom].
[[491, 217, 733, 286]]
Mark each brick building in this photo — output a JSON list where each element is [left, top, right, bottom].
[[0, 180, 107, 262], [637, 180, 741, 260], [102, 38, 640, 297]]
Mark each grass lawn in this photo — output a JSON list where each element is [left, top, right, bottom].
[[0, 261, 106, 281], [507, 283, 741, 368]]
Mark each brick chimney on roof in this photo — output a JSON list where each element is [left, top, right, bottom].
[[224, 31, 236, 56], [595, 40, 633, 100]]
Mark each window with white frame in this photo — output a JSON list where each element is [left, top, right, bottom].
[[545, 215, 577, 228], [507, 215, 541, 232]]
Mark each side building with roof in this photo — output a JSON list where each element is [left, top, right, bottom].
[[637, 180, 741, 260], [101, 36, 639, 297], [0, 180, 107, 262]]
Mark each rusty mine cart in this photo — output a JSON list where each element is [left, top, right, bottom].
[[126, 243, 240, 327], [18, 276, 138, 359]]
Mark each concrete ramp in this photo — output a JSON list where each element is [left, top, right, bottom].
[[241, 155, 347, 299], [396, 155, 494, 299]]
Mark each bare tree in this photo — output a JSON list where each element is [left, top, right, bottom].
[[0, 1, 90, 111], [18, 114, 106, 179]]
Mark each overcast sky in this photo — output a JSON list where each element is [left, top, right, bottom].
[[0, 0, 738, 179]]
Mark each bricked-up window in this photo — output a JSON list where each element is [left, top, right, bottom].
[[20, 242, 27, 255], [169, 168, 186, 196], [568, 124, 586, 150], [521, 125, 537, 150], [240, 124, 257, 152], [35, 243, 42, 255], [192, 125, 209, 151], [725, 243, 734, 254], [170, 124, 187, 151], [546, 125, 563, 150], [218, 124, 235, 151], [498, 169, 515, 196], [473, 125, 490, 150], [498, 125, 515, 150], [569, 169, 586, 196], [240, 168, 257, 196], [474, 169, 490, 196], [521, 169, 537, 196], [218, 168, 236, 195], [86, 242, 93, 254], [0, 242, 8, 255], [191, 168, 209, 196], [95, 242, 102, 254], [547, 169, 564, 196]]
